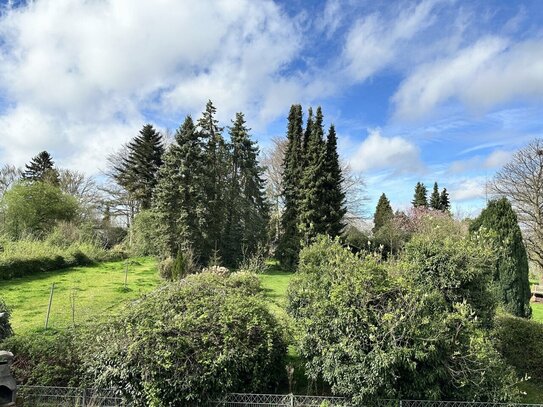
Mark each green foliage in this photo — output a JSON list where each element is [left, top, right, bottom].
[[412, 182, 428, 208], [114, 124, 164, 210], [341, 225, 370, 251], [0, 181, 79, 239], [0, 330, 81, 386], [130, 209, 163, 256], [493, 314, 543, 380], [23, 151, 59, 185], [430, 182, 440, 209], [288, 237, 518, 402], [373, 193, 393, 234], [440, 188, 450, 211], [80, 273, 287, 406], [402, 216, 497, 327], [0, 298, 12, 340], [470, 198, 532, 318]]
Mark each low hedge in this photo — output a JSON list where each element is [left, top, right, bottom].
[[0, 239, 126, 280], [493, 314, 543, 379]]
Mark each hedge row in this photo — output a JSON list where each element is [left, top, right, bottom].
[[0, 239, 125, 280]]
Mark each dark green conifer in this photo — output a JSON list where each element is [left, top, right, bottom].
[[23, 151, 59, 185], [430, 182, 441, 210], [440, 188, 451, 211], [470, 198, 531, 318], [373, 193, 393, 234], [323, 124, 346, 237], [412, 182, 428, 208]]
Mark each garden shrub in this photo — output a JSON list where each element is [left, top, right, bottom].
[[80, 273, 287, 406], [0, 330, 81, 386], [0, 298, 12, 340], [493, 314, 543, 379], [130, 210, 162, 256], [287, 236, 519, 403]]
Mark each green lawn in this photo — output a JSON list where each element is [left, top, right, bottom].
[[531, 302, 543, 323], [0, 257, 160, 333], [259, 260, 293, 318]]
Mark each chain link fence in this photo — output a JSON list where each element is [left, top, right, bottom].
[[14, 387, 543, 407]]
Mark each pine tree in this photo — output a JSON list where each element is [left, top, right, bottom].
[[323, 124, 347, 237], [470, 198, 532, 318], [412, 182, 428, 208], [114, 124, 164, 210], [222, 113, 269, 266], [299, 106, 328, 244], [24, 151, 59, 185], [373, 193, 393, 234], [277, 104, 304, 269], [440, 188, 450, 211], [430, 182, 441, 209], [198, 100, 228, 262], [153, 116, 206, 259]]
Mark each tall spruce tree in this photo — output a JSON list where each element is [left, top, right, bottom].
[[114, 124, 164, 210], [322, 124, 346, 237], [470, 198, 532, 318], [299, 106, 328, 245], [373, 193, 393, 234], [277, 104, 304, 269], [153, 116, 206, 259], [24, 151, 59, 185], [412, 182, 428, 208], [440, 188, 450, 211], [198, 100, 228, 262], [430, 182, 441, 209], [222, 113, 269, 266]]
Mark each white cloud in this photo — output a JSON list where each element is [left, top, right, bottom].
[[393, 37, 543, 119], [349, 129, 424, 174], [0, 0, 306, 172], [484, 149, 512, 168], [448, 177, 486, 202], [342, 0, 439, 82]]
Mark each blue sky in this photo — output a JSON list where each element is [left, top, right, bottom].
[[0, 0, 541, 216]]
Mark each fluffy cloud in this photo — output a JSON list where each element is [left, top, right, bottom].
[[393, 37, 543, 119], [349, 129, 424, 174], [0, 0, 305, 171]]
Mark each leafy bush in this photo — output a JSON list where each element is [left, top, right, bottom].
[[130, 210, 162, 256], [80, 273, 287, 405], [288, 237, 519, 403], [0, 298, 12, 340], [493, 314, 543, 379], [0, 330, 81, 386], [0, 238, 125, 280]]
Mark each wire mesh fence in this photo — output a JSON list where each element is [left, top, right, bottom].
[[14, 387, 543, 407]]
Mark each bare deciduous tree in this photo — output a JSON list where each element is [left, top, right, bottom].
[[489, 138, 543, 270], [0, 164, 22, 198], [58, 169, 101, 219]]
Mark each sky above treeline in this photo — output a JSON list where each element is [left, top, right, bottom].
[[0, 0, 542, 216]]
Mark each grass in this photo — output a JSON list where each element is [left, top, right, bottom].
[[531, 302, 543, 323], [0, 257, 160, 333], [259, 260, 293, 318]]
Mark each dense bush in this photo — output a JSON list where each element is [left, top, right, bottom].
[[0, 298, 12, 340], [80, 273, 286, 406], [0, 330, 81, 386], [288, 237, 519, 403], [130, 209, 163, 256], [0, 238, 125, 280], [401, 216, 497, 327], [0, 181, 79, 239], [493, 314, 543, 379]]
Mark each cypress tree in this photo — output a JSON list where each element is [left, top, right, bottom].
[[299, 106, 328, 245], [223, 113, 269, 267], [277, 104, 304, 269], [373, 193, 393, 234], [430, 182, 441, 210], [115, 124, 164, 210], [470, 198, 531, 318], [440, 188, 450, 211], [198, 100, 228, 262], [323, 124, 346, 237], [24, 151, 59, 185], [412, 182, 428, 208]]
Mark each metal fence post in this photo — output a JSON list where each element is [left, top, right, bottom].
[[82, 387, 86, 407], [290, 392, 294, 407]]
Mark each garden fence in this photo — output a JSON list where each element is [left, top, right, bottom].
[[15, 386, 543, 407]]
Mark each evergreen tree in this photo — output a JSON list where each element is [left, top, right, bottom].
[[222, 113, 269, 266], [373, 193, 393, 234], [299, 106, 328, 244], [23, 151, 59, 185], [430, 182, 441, 210], [277, 104, 304, 269], [301, 107, 314, 164], [153, 116, 206, 259], [470, 198, 532, 318], [322, 124, 346, 237], [440, 188, 450, 211], [198, 100, 229, 262], [114, 124, 164, 210], [412, 182, 428, 208]]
